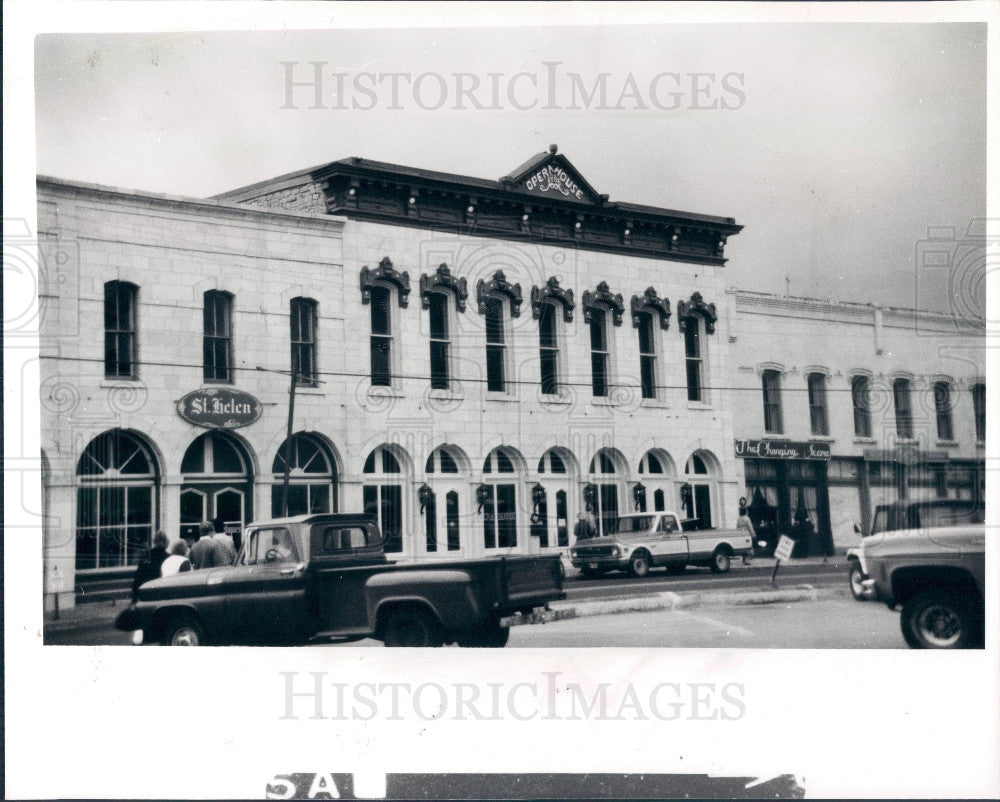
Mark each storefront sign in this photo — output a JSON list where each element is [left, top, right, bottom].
[[734, 439, 831, 460], [177, 388, 263, 429], [524, 165, 586, 201], [774, 534, 796, 563]]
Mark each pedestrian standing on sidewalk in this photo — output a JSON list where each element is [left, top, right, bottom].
[[211, 525, 237, 567], [189, 521, 216, 569], [737, 497, 755, 565], [160, 540, 193, 577], [131, 531, 170, 601]]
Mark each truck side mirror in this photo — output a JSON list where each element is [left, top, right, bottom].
[[853, 522, 862, 534]]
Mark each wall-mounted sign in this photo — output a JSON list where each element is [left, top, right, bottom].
[[734, 439, 832, 460], [177, 388, 263, 429], [523, 165, 586, 201]]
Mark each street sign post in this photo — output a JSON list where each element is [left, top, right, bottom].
[[771, 534, 795, 586]]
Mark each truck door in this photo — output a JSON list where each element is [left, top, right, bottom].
[[309, 523, 381, 633], [656, 515, 689, 567], [224, 526, 311, 643]]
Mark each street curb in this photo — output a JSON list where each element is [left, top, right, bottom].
[[506, 585, 847, 626]]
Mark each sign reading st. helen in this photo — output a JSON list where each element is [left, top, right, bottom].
[[177, 388, 263, 429]]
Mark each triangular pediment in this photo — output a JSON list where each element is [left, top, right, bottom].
[[501, 145, 604, 206]]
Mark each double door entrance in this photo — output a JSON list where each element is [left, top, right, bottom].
[[180, 483, 252, 542], [744, 459, 833, 557]]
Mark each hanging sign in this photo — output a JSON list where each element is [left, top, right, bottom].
[[734, 439, 831, 460], [177, 388, 263, 429]]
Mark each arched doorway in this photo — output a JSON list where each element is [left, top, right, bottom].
[[75, 429, 160, 569], [271, 433, 338, 517], [587, 448, 628, 536], [422, 445, 470, 555], [362, 444, 411, 555], [681, 451, 718, 530], [532, 447, 578, 549], [482, 446, 525, 550], [637, 449, 677, 513], [180, 431, 254, 540]]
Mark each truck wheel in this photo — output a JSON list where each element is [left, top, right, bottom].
[[848, 561, 866, 600], [382, 608, 443, 648], [162, 616, 204, 646], [901, 590, 975, 649], [629, 552, 651, 578], [710, 548, 732, 574], [457, 619, 510, 648]]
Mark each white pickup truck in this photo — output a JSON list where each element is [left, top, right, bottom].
[[568, 511, 753, 577]]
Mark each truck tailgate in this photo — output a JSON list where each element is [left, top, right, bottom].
[[500, 555, 565, 609]]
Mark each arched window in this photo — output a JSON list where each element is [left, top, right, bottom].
[[588, 448, 627, 536], [271, 433, 337, 517], [290, 297, 318, 386], [203, 290, 234, 383], [76, 430, 159, 569], [424, 446, 468, 553], [482, 447, 522, 549], [181, 431, 254, 541], [638, 449, 675, 513], [682, 452, 717, 529], [104, 281, 138, 378], [677, 293, 717, 402], [933, 381, 954, 441], [363, 445, 407, 553]]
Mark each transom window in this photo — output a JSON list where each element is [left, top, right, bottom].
[[425, 447, 460, 474], [104, 281, 138, 378], [537, 450, 567, 474], [271, 433, 336, 517], [203, 290, 234, 383]]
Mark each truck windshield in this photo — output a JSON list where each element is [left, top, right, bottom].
[[610, 516, 655, 535]]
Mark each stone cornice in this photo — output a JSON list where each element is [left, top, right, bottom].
[[420, 263, 468, 312], [531, 276, 576, 322], [677, 292, 717, 334], [360, 257, 411, 307], [477, 270, 523, 318], [582, 281, 625, 326], [631, 287, 671, 330]]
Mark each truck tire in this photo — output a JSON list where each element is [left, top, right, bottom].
[[629, 551, 651, 578], [901, 589, 977, 649], [382, 607, 444, 648], [161, 616, 204, 646], [456, 618, 510, 648], [848, 560, 866, 601], [710, 547, 732, 574]]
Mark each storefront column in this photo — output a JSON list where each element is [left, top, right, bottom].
[[161, 478, 182, 542], [43, 479, 77, 612]]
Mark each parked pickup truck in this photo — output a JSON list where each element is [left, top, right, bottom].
[[847, 499, 984, 600], [115, 513, 564, 647], [568, 511, 752, 577], [861, 523, 985, 648]]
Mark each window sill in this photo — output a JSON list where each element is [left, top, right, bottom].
[[294, 387, 327, 397], [539, 393, 573, 408], [936, 440, 959, 448], [853, 437, 877, 445], [591, 396, 616, 407], [428, 388, 464, 402], [762, 433, 790, 440], [686, 400, 714, 411], [640, 398, 670, 409], [485, 391, 518, 403], [808, 436, 836, 443], [362, 385, 405, 402]]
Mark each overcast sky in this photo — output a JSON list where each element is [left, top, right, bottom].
[[33, 23, 986, 311]]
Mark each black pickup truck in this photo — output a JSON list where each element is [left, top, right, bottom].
[[116, 513, 564, 647]]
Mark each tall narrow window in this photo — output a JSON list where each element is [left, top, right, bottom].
[[428, 292, 450, 390], [446, 491, 460, 551], [972, 382, 985, 442], [369, 286, 392, 387], [684, 320, 703, 401], [424, 489, 438, 552], [203, 290, 233, 383], [590, 308, 610, 397], [637, 310, 657, 399], [934, 381, 954, 441], [538, 302, 559, 395], [555, 490, 568, 547], [104, 281, 138, 378], [483, 448, 519, 548], [852, 375, 872, 437], [484, 296, 506, 392], [807, 373, 829, 436], [290, 297, 317, 385], [762, 370, 783, 434], [893, 378, 913, 439]]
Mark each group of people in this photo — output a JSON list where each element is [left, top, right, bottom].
[[130, 520, 238, 602]]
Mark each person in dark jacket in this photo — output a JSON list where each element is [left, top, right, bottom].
[[131, 531, 170, 601]]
